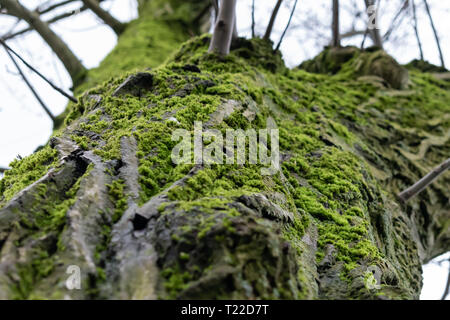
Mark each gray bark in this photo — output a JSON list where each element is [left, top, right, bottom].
[[208, 0, 237, 56], [364, 0, 383, 48], [332, 0, 340, 47]]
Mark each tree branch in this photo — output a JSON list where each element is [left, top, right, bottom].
[[208, 0, 237, 56], [332, 0, 340, 47], [274, 0, 298, 51], [0, 0, 86, 85], [36, 0, 76, 15], [0, 38, 77, 103], [423, 0, 445, 68], [0, 167, 8, 173], [81, 0, 125, 35], [251, 0, 255, 38], [382, 0, 409, 41], [340, 29, 366, 39], [263, 0, 283, 41], [411, 0, 424, 60], [398, 158, 450, 202], [2, 43, 55, 123], [1, 6, 88, 41]]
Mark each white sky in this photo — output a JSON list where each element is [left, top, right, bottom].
[[0, 0, 448, 299]]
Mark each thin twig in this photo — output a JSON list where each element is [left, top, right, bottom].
[[1, 6, 88, 41], [361, 28, 369, 49], [2, 44, 55, 122], [383, 0, 408, 41], [423, 0, 445, 68], [36, 0, 75, 15], [263, 0, 283, 41], [398, 158, 450, 202], [0, 38, 77, 103], [274, 0, 298, 51], [411, 0, 424, 60]]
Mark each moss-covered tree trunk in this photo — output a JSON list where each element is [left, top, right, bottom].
[[0, 0, 448, 300]]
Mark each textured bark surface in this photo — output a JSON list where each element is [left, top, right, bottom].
[[0, 0, 449, 300]]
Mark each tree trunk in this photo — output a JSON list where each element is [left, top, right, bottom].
[[209, 0, 237, 55], [0, 0, 448, 300], [332, 0, 340, 47], [364, 0, 383, 49]]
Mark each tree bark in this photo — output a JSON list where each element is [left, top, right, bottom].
[[332, 0, 340, 47], [264, 0, 283, 41], [0, 0, 448, 300], [81, 0, 125, 35], [0, 0, 86, 85], [209, 0, 237, 55], [364, 0, 383, 49]]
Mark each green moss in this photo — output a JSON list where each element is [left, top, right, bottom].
[[2, 22, 447, 298], [161, 266, 193, 299], [0, 146, 58, 207], [107, 179, 127, 223]]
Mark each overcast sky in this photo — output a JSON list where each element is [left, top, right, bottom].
[[0, 0, 448, 299]]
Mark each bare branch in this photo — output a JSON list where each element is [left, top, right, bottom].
[[398, 158, 450, 202], [36, 0, 75, 15], [209, 0, 237, 56], [0, 38, 77, 103], [383, 0, 409, 41], [81, 0, 125, 35], [251, 0, 255, 38], [361, 28, 369, 49], [340, 29, 366, 39], [423, 0, 445, 68], [263, 0, 283, 41], [275, 0, 298, 51], [2, 6, 88, 41], [411, 0, 424, 60], [332, 0, 340, 47], [2, 43, 55, 123], [0, 0, 86, 85]]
